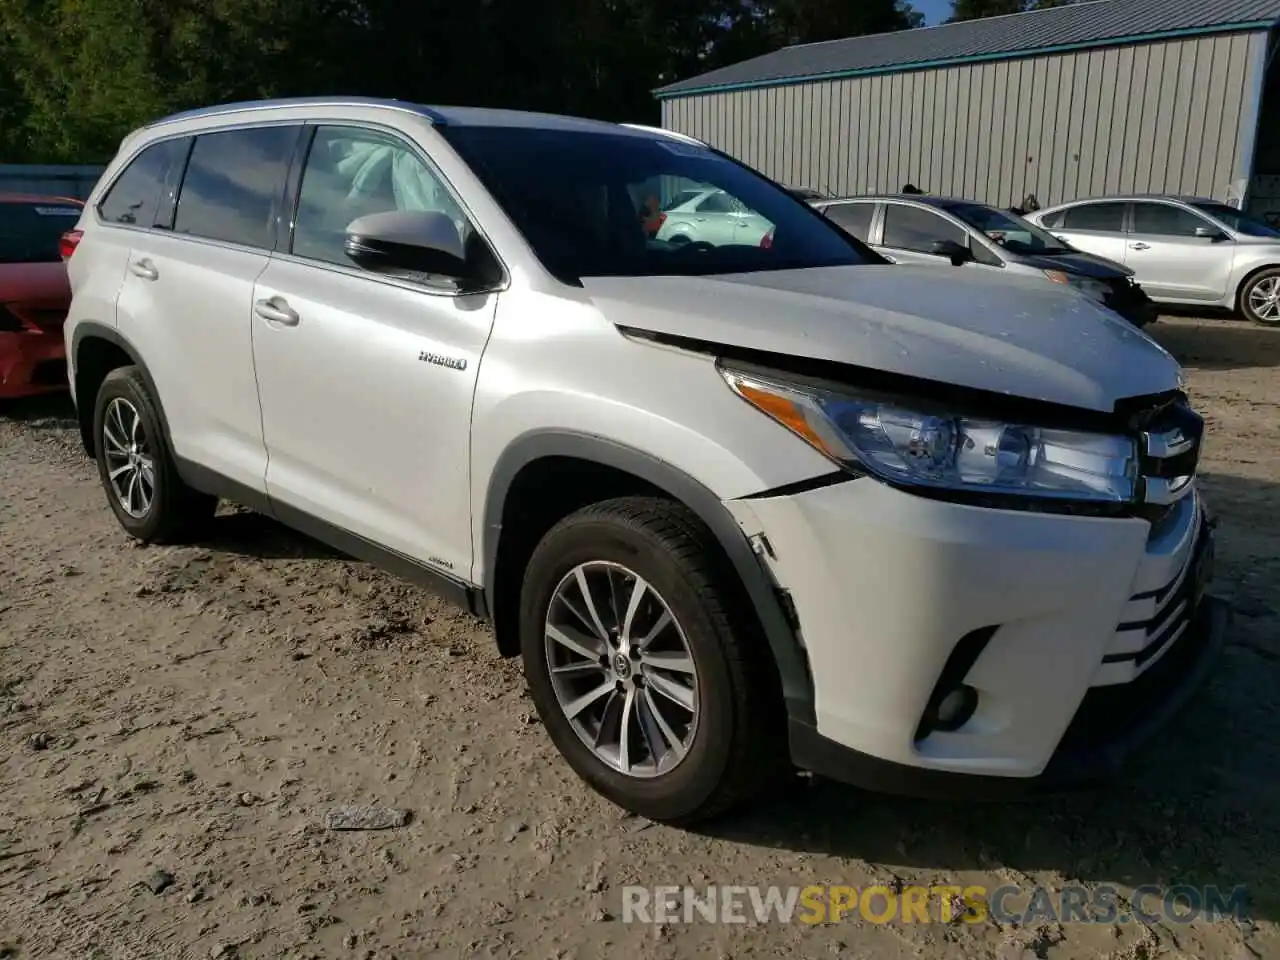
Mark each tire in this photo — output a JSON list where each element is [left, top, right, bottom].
[[1238, 267, 1280, 326], [93, 366, 217, 543], [518, 496, 785, 824]]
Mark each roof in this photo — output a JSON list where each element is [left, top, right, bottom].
[[656, 0, 1280, 98], [148, 97, 651, 136]]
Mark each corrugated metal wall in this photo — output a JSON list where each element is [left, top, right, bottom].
[[660, 32, 1267, 208]]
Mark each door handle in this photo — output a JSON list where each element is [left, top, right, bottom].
[[254, 297, 300, 326], [128, 259, 158, 281], [1130, 242, 1151, 251]]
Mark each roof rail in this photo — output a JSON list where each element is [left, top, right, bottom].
[[145, 97, 447, 130]]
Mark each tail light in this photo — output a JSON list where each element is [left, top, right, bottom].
[[59, 229, 83, 261], [759, 228, 774, 250]]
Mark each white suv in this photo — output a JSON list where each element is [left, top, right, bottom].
[[62, 98, 1226, 823]]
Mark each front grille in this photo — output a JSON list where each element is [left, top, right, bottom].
[[1129, 396, 1204, 526]]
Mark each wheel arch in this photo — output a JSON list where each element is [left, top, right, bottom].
[[482, 430, 815, 724], [71, 323, 175, 460], [1232, 261, 1280, 313]]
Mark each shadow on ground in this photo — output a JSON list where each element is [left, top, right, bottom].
[[0, 391, 79, 430], [1151, 315, 1280, 371]]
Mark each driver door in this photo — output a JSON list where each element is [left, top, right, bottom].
[[879, 202, 1000, 273], [251, 123, 496, 576]]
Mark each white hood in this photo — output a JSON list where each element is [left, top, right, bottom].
[[583, 265, 1181, 413]]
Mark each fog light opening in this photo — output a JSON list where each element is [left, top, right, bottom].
[[930, 684, 979, 733]]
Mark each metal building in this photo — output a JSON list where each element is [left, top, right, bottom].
[[655, 0, 1280, 218]]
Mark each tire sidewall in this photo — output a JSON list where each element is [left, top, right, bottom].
[[1241, 270, 1280, 326], [519, 516, 738, 819], [93, 369, 173, 540]]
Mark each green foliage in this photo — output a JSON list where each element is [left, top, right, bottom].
[[0, 0, 930, 162]]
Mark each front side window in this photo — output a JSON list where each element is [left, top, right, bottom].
[[436, 125, 875, 283], [1191, 201, 1280, 238], [173, 125, 299, 249], [881, 204, 968, 254], [946, 203, 1071, 255], [1060, 203, 1126, 233], [292, 125, 470, 268], [823, 202, 875, 242], [98, 138, 189, 228], [1131, 202, 1213, 237], [0, 201, 83, 263]]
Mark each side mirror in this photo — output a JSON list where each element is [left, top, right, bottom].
[[1194, 225, 1229, 242], [929, 238, 972, 266], [344, 210, 496, 289]]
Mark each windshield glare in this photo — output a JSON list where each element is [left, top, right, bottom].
[[947, 203, 1070, 255], [436, 126, 875, 282], [1191, 201, 1280, 238]]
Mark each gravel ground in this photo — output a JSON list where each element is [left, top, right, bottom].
[[1, 315, 1278, 960]]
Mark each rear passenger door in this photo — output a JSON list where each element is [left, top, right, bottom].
[[250, 123, 498, 578], [1042, 201, 1130, 266], [116, 123, 303, 492]]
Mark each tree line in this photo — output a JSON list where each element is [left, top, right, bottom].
[[0, 0, 1082, 163]]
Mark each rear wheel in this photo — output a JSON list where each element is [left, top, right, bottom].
[[1239, 268, 1280, 326], [93, 366, 217, 543], [519, 496, 784, 824]]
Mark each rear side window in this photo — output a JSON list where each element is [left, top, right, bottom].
[[98, 138, 189, 227], [882, 204, 968, 253], [1061, 203, 1126, 233], [823, 202, 875, 241], [173, 125, 299, 249], [0, 202, 83, 263]]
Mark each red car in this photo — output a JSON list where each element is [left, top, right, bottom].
[[0, 193, 84, 399]]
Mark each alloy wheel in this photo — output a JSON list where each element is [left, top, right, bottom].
[[1248, 275, 1280, 322], [101, 397, 156, 518], [543, 561, 699, 778]]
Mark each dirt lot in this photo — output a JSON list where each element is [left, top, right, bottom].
[[1, 315, 1278, 960]]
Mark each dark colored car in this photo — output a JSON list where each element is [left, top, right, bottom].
[[0, 194, 83, 398]]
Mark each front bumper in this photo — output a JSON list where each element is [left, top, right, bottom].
[[1105, 281, 1158, 327], [727, 476, 1223, 797]]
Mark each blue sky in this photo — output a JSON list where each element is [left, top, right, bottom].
[[914, 0, 952, 25]]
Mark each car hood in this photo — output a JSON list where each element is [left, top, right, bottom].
[[1009, 249, 1133, 278], [582, 264, 1180, 413]]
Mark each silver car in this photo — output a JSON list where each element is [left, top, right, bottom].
[[1027, 195, 1280, 326], [814, 194, 1156, 327], [655, 186, 773, 248]]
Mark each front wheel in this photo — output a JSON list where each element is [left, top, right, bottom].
[[1239, 268, 1280, 326], [518, 497, 784, 824]]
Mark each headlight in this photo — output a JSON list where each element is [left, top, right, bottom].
[[722, 366, 1139, 502], [1044, 269, 1110, 302]]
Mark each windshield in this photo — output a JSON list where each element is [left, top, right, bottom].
[[1191, 201, 1280, 238], [0, 201, 82, 263], [946, 203, 1071, 255], [436, 125, 876, 283]]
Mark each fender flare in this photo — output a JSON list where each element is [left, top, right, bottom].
[[70, 322, 177, 460], [482, 430, 815, 723]]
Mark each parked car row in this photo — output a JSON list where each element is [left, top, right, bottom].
[[57, 98, 1221, 824], [811, 194, 1157, 328]]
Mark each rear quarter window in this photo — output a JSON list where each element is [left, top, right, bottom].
[[98, 137, 191, 228]]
